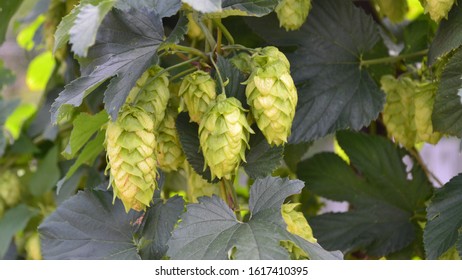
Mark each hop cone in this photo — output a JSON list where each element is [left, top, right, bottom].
[[246, 47, 297, 146], [157, 106, 185, 172], [199, 95, 254, 180], [275, 0, 311, 31], [187, 13, 204, 40], [0, 170, 22, 207], [281, 203, 316, 259], [179, 70, 217, 123], [25, 233, 42, 260], [105, 67, 169, 212], [125, 65, 170, 130], [381, 75, 441, 149], [185, 163, 220, 203]]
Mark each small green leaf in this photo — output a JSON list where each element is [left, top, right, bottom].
[[0, 204, 38, 259], [39, 190, 142, 259], [163, 13, 188, 45], [28, 146, 61, 196], [0, 0, 24, 45], [138, 196, 184, 259], [26, 51, 56, 92], [424, 174, 462, 259], [432, 48, 462, 136], [428, 3, 462, 64], [176, 112, 217, 183], [243, 128, 283, 179], [167, 176, 342, 260], [298, 131, 433, 256], [69, 1, 115, 57], [247, 0, 384, 143], [63, 110, 108, 159], [65, 130, 105, 179]]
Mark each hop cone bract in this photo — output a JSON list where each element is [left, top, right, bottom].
[[179, 70, 217, 123], [0, 170, 21, 207], [199, 95, 254, 180], [281, 203, 316, 259], [157, 106, 185, 172], [381, 75, 441, 149], [185, 163, 220, 203], [105, 67, 169, 212], [275, 0, 311, 31], [246, 47, 297, 146]]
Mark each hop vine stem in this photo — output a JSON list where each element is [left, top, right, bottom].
[[360, 49, 428, 67]]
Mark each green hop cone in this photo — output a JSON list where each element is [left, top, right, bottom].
[[157, 106, 185, 172], [245, 47, 298, 146], [381, 75, 441, 149], [0, 170, 22, 207], [25, 233, 42, 260], [275, 0, 311, 31], [105, 67, 169, 212], [199, 94, 254, 180], [125, 65, 170, 130], [179, 70, 217, 123], [185, 163, 220, 203]]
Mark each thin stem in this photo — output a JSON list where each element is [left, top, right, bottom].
[[168, 44, 208, 59], [216, 20, 222, 55], [213, 19, 234, 45], [197, 16, 216, 52], [222, 177, 241, 220], [360, 49, 428, 67], [221, 44, 256, 53], [409, 148, 444, 187], [170, 67, 196, 82], [210, 52, 226, 94]]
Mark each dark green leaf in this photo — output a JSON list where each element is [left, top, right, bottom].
[[65, 130, 105, 179], [428, 3, 462, 64], [283, 142, 312, 173], [432, 48, 462, 136], [0, 60, 15, 90], [243, 128, 283, 179], [247, 0, 384, 143], [63, 110, 108, 158], [298, 131, 432, 256], [39, 190, 142, 259], [167, 176, 342, 260], [116, 0, 181, 17], [402, 16, 435, 57], [163, 13, 188, 45], [138, 196, 184, 259], [0, 204, 38, 258], [176, 112, 217, 183], [0, 0, 23, 45], [424, 174, 462, 259], [51, 8, 164, 122], [28, 146, 60, 196], [215, 55, 247, 106]]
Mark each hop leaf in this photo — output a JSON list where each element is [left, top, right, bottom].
[[157, 106, 185, 172], [105, 66, 169, 212], [0, 200, 4, 218], [126, 65, 170, 131], [199, 94, 254, 180], [275, 0, 311, 31], [179, 70, 217, 123], [185, 163, 220, 203], [381, 75, 441, 149], [246, 47, 298, 146], [420, 0, 456, 22], [0, 170, 22, 207]]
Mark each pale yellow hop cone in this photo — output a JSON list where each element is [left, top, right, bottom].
[[276, 0, 312, 31], [179, 70, 217, 123], [199, 94, 254, 180], [157, 106, 185, 172], [125, 65, 170, 130], [246, 47, 298, 146], [414, 82, 441, 144], [281, 203, 316, 259], [185, 163, 220, 203], [105, 66, 170, 212]]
